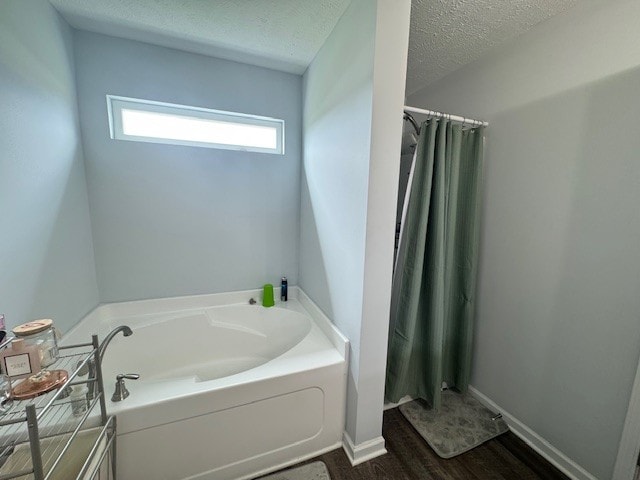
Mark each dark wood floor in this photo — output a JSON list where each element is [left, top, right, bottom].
[[286, 408, 569, 480]]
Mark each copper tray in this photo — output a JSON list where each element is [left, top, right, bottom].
[[11, 370, 68, 400]]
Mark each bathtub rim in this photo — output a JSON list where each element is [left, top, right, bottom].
[[62, 286, 349, 361]]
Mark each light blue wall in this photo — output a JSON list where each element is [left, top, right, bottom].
[[301, 0, 376, 444], [301, 0, 374, 357], [0, 0, 99, 333], [73, 31, 302, 302]]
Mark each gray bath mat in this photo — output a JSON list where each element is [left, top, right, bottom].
[[259, 461, 331, 480], [400, 390, 509, 458]]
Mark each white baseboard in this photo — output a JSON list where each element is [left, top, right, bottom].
[[468, 386, 597, 480], [342, 431, 387, 466]]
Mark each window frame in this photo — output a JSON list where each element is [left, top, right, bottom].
[[106, 95, 285, 155]]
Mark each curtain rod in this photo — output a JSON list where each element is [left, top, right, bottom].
[[404, 105, 488, 128]]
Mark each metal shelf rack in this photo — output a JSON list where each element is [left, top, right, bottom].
[[0, 336, 116, 480]]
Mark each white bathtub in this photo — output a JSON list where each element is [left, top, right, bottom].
[[63, 287, 348, 480]]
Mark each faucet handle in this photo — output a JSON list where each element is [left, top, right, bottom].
[[112, 373, 140, 402]]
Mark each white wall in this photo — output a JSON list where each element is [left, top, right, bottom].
[[0, 0, 99, 333], [357, 0, 412, 445], [409, 1, 640, 478], [301, 0, 411, 449], [74, 31, 302, 302]]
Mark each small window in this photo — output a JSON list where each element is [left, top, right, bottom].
[[106, 95, 284, 155]]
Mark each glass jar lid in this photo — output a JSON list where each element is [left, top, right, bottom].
[[13, 319, 54, 336]]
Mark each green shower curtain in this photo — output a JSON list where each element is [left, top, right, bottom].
[[385, 118, 484, 409]]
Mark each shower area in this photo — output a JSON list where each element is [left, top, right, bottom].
[[385, 105, 506, 458]]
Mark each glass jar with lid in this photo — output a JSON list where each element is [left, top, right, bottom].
[[12, 319, 59, 368]]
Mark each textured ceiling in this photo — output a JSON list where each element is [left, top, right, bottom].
[[406, 0, 578, 95], [48, 0, 351, 74], [50, 0, 578, 92]]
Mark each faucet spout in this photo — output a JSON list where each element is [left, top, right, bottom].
[[84, 325, 133, 401], [98, 325, 133, 363]]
